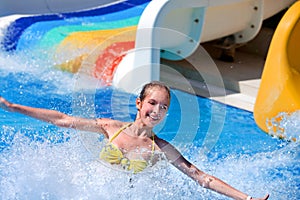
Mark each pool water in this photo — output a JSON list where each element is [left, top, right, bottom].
[[0, 49, 299, 199]]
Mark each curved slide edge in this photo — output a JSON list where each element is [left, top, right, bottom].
[[1, 0, 149, 51], [0, 0, 118, 16], [254, 1, 300, 138]]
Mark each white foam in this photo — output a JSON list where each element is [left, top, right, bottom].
[[0, 128, 299, 199]]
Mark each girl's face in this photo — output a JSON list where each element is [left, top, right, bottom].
[[136, 87, 170, 128]]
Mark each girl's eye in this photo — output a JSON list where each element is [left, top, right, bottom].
[[160, 105, 168, 110], [148, 100, 168, 110], [148, 100, 156, 105]]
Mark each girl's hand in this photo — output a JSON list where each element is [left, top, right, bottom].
[[252, 194, 269, 200], [0, 96, 12, 112]]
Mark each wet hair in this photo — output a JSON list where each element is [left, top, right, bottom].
[[139, 81, 171, 103]]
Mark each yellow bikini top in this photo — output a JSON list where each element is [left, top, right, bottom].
[[99, 123, 155, 173]]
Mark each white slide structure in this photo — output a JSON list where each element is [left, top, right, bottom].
[[0, 0, 295, 93], [113, 0, 295, 93]]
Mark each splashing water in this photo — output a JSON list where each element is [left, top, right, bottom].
[[0, 124, 299, 199], [267, 111, 300, 142]]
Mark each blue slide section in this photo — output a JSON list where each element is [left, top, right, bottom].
[[17, 4, 148, 51], [1, 0, 150, 51]]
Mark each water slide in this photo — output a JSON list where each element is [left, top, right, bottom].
[[0, 0, 296, 93], [254, 1, 300, 137]]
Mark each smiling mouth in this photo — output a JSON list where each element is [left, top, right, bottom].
[[148, 113, 160, 121]]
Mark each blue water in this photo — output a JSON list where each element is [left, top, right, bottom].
[[0, 49, 299, 200]]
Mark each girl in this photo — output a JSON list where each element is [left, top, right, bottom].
[[0, 81, 269, 200]]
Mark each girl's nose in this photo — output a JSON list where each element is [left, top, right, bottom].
[[153, 104, 160, 113], [154, 104, 165, 114]]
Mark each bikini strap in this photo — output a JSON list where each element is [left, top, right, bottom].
[[109, 123, 132, 142]]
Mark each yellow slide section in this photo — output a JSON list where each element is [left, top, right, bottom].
[[254, 1, 300, 135], [56, 26, 137, 74]]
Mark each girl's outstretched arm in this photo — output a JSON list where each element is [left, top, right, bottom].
[[0, 96, 110, 135], [155, 137, 269, 200]]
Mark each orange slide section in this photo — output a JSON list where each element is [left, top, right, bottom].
[[56, 26, 137, 84], [254, 1, 300, 138]]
